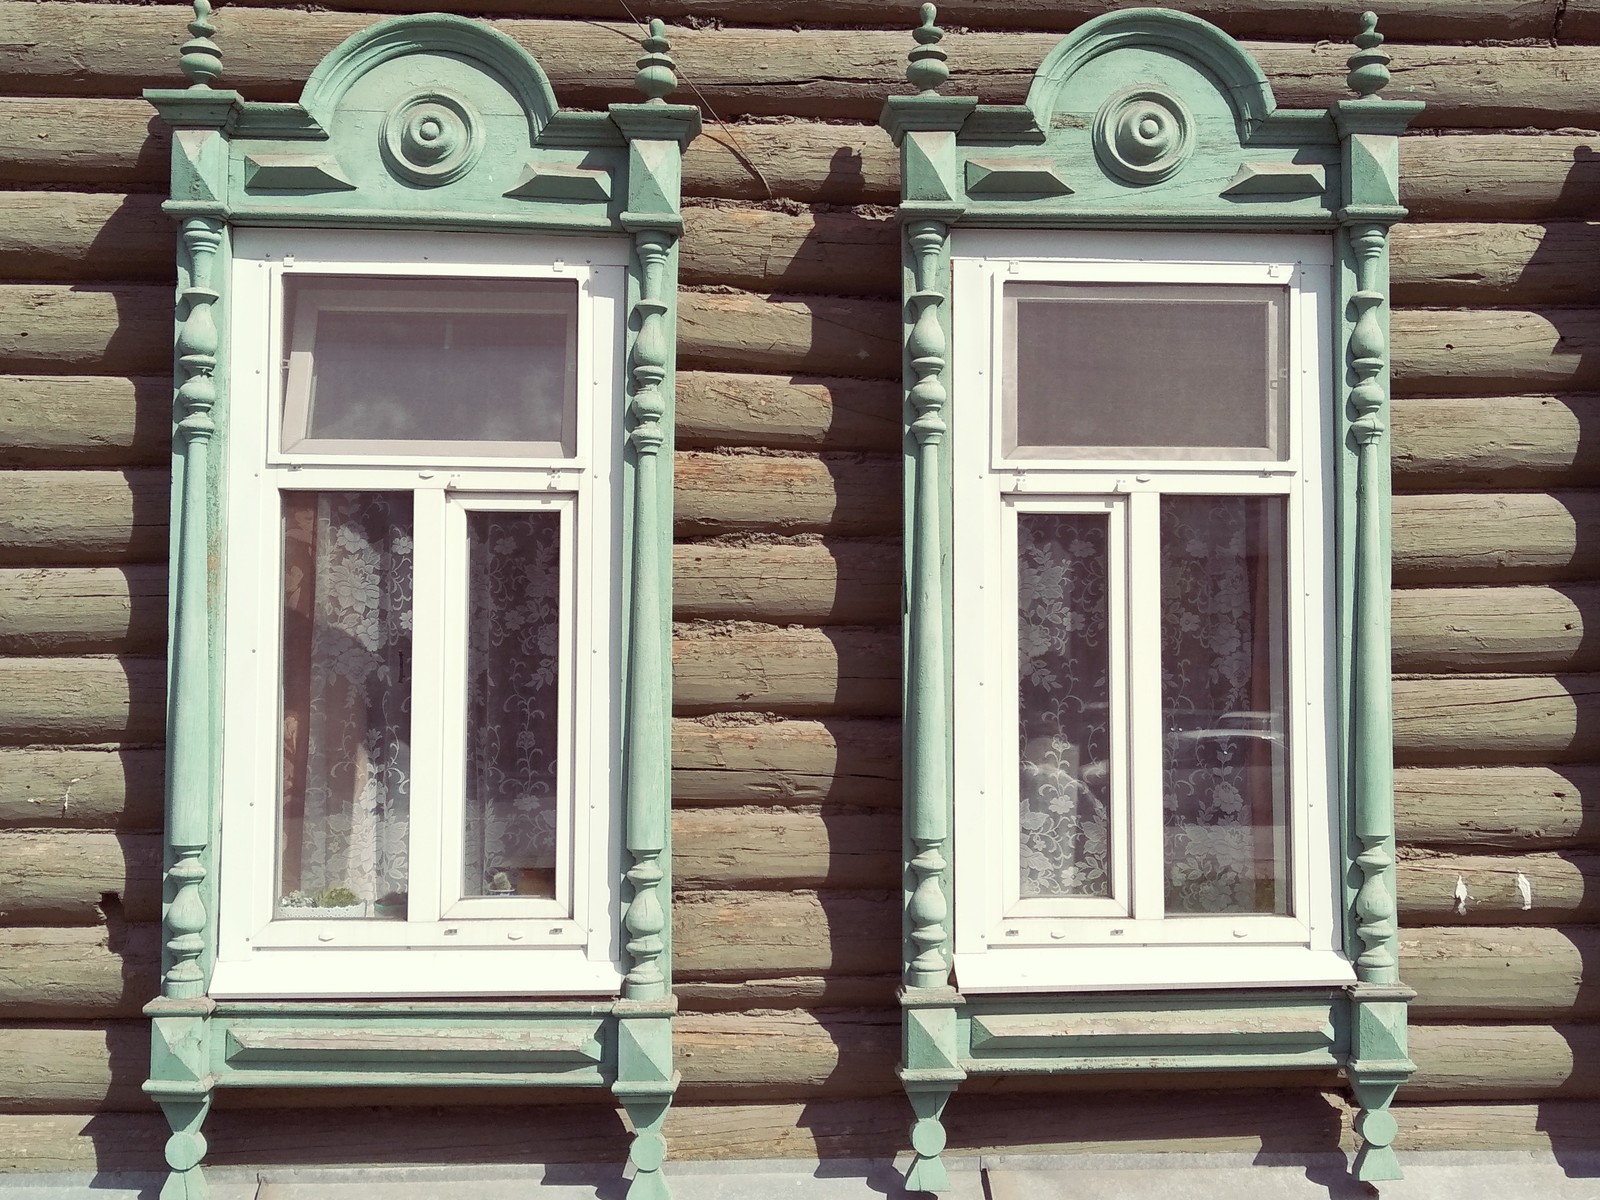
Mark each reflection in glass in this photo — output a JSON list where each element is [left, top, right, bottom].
[[1160, 496, 1290, 915], [281, 275, 578, 456], [463, 511, 561, 900], [1005, 283, 1289, 461], [277, 492, 413, 920], [1017, 513, 1112, 898]]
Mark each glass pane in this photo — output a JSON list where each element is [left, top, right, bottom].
[[281, 276, 577, 456], [278, 492, 413, 921], [1017, 513, 1112, 899], [1004, 283, 1288, 461], [1160, 496, 1290, 915], [463, 511, 562, 900]]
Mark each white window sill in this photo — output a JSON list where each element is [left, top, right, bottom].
[[952, 945, 1356, 994], [209, 948, 623, 999]]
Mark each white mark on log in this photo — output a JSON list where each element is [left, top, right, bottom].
[[1454, 875, 1470, 914], [1516, 871, 1533, 910], [62, 777, 80, 817]]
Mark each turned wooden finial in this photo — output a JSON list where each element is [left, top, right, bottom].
[[178, 0, 223, 89], [906, 3, 949, 95], [1346, 11, 1391, 99], [634, 17, 678, 102]]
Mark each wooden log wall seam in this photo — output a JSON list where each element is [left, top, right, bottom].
[[6, 6, 1600, 128]]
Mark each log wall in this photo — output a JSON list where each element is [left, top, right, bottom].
[[2, 0, 1599, 1177]]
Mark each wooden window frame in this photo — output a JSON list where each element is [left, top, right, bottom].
[[213, 229, 626, 998], [948, 230, 1350, 993]]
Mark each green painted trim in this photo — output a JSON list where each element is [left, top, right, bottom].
[[146, 8, 690, 1197], [885, 6, 1422, 1190]]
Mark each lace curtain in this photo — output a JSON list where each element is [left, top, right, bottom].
[[280, 492, 414, 909], [1160, 496, 1286, 915], [1015, 498, 1287, 914], [463, 511, 561, 898], [1018, 513, 1112, 899]]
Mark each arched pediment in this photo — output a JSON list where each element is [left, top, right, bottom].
[[299, 14, 558, 143], [1024, 8, 1277, 144]]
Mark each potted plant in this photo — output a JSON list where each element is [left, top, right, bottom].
[[276, 886, 367, 920]]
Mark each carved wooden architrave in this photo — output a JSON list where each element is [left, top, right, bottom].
[[143, 6, 697, 1197], [879, 6, 1420, 1191]]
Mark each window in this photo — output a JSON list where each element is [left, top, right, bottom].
[[214, 228, 627, 998], [949, 230, 1352, 992]]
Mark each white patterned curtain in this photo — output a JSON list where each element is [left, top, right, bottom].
[[463, 511, 561, 898], [279, 491, 414, 910]]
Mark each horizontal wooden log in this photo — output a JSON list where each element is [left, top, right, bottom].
[[1392, 395, 1600, 490], [7, 7, 1600, 127], [0, 284, 171, 376], [681, 205, 896, 297], [0, 1023, 150, 1111], [0, 98, 168, 189], [674, 623, 899, 716], [1401, 135, 1600, 222], [1404, 927, 1600, 1020], [171, 0, 1572, 42], [675, 807, 897, 890], [675, 370, 898, 452], [1400, 852, 1600, 923], [677, 291, 900, 379], [0, 566, 166, 655], [675, 451, 898, 537], [674, 975, 897, 1011], [1392, 492, 1600, 586], [1394, 674, 1600, 765], [0, 926, 157, 1019], [0, 657, 165, 746], [1391, 222, 1600, 307], [0, 831, 161, 924], [673, 539, 898, 624], [675, 889, 897, 979], [1392, 308, 1600, 397], [0, 375, 169, 467], [1408, 1024, 1600, 1100], [0, 747, 163, 830], [0, 471, 168, 566], [672, 716, 899, 806], [0, 193, 168, 283], [1396, 765, 1600, 849], [1392, 585, 1600, 673]]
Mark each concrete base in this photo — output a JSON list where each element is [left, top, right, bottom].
[[2, 1151, 1598, 1199]]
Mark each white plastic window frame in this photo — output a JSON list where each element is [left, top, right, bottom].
[[213, 228, 627, 999], [948, 229, 1354, 994]]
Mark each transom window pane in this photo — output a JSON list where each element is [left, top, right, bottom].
[[1003, 282, 1289, 461], [281, 275, 578, 457], [1160, 495, 1290, 915], [463, 510, 562, 900], [1017, 512, 1112, 899], [277, 491, 414, 921]]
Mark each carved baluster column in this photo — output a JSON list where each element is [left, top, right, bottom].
[[880, 8, 976, 1192], [905, 216, 952, 996], [623, 224, 673, 1006], [1332, 13, 1421, 1184], [609, 22, 699, 1198], [140, 5, 243, 1197]]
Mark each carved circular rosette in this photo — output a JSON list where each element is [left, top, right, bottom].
[[380, 91, 483, 187], [1092, 87, 1194, 185]]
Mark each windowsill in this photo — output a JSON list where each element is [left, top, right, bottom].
[[209, 947, 624, 999], [952, 945, 1356, 994]]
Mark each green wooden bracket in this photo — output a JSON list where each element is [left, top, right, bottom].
[[143, 5, 690, 1195], [882, 6, 1421, 1190]]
